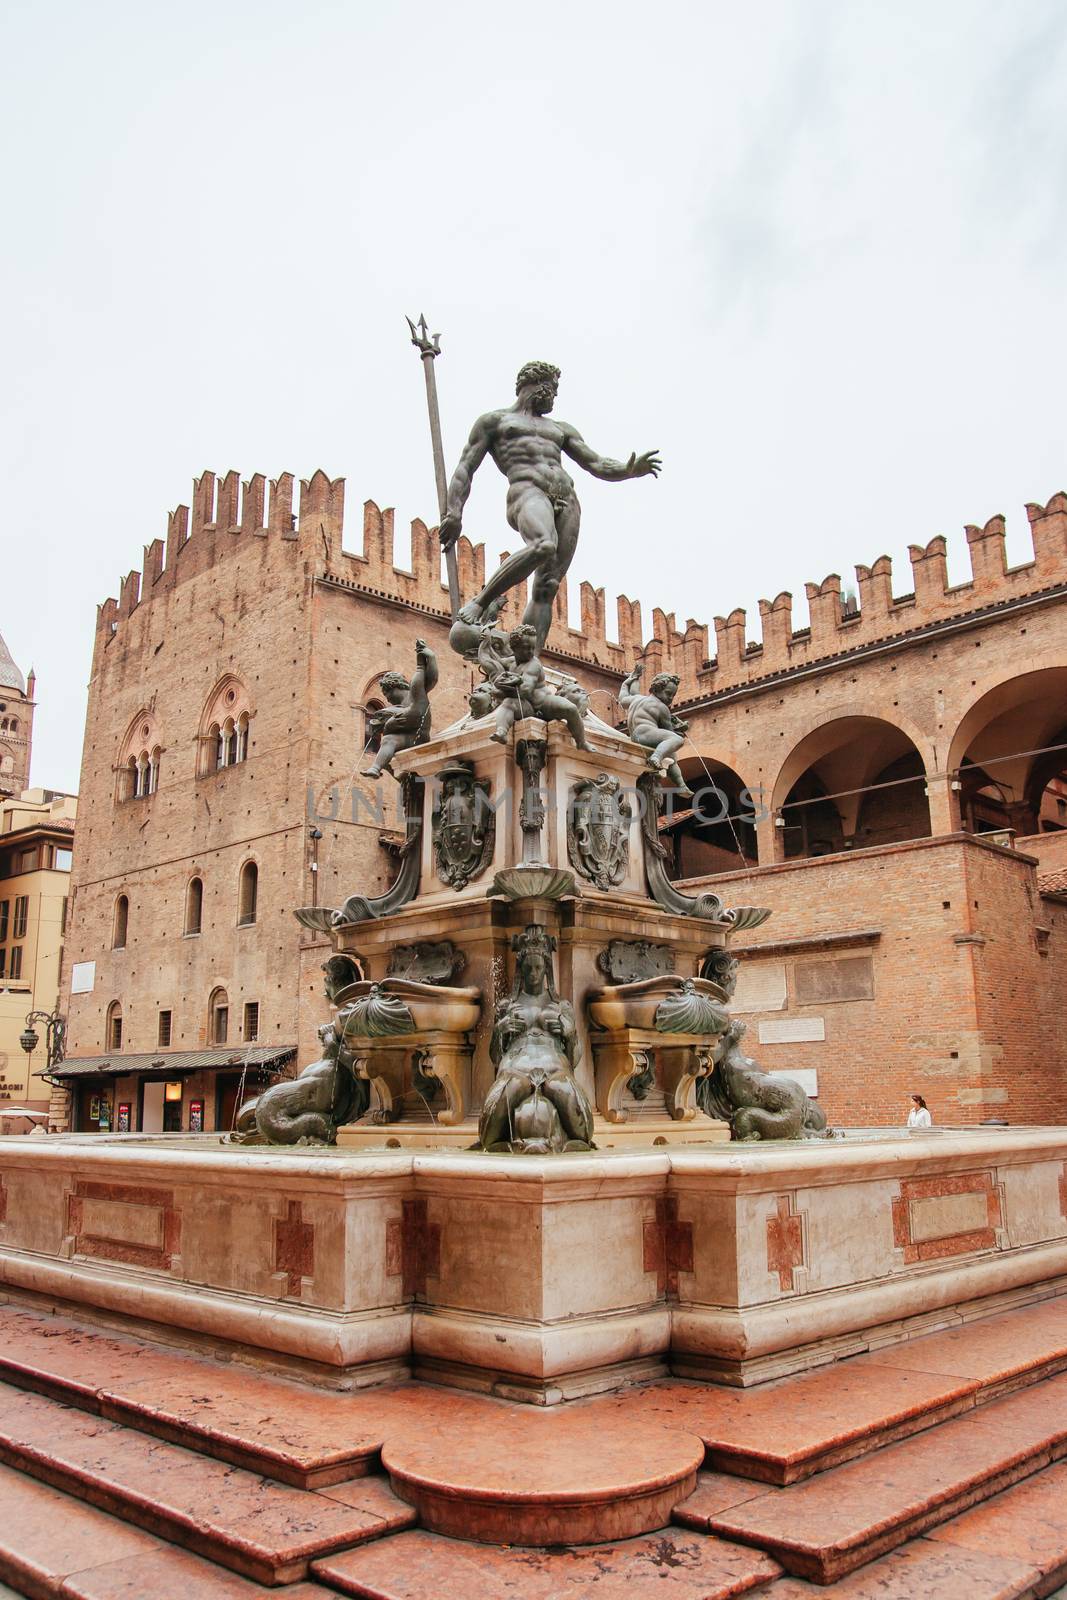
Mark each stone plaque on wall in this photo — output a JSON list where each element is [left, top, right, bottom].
[[758, 1017, 826, 1044], [774, 1068, 819, 1097], [794, 955, 874, 1005], [731, 961, 787, 1013]]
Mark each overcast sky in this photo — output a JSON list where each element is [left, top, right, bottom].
[[3, 1, 1065, 794]]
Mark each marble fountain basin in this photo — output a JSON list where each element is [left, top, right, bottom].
[[334, 978, 481, 1038], [587, 974, 730, 1034]]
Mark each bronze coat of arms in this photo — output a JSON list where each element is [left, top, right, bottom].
[[567, 773, 632, 891], [433, 761, 496, 889]]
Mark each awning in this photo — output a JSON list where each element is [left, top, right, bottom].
[[39, 1045, 297, 1084]]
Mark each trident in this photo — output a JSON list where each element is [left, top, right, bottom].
[[406, 314, 460, 618]]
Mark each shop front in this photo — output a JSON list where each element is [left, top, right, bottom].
[[42, 1045, 296, 1135]]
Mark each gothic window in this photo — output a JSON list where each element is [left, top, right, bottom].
[[112, 894, 129, 949], [184, 876, 203, 935], [106, 1001, 123, 1051], [118, 713, 162, 802], [237, 860, 258, 926], [209, 987, 229, 1045], [199, 678, 253, 776]]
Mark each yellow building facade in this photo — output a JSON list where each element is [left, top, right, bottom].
[[0, 789, 76, 1114]]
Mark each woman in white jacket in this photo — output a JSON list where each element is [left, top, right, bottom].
[[907, 1094, 932, 1129]]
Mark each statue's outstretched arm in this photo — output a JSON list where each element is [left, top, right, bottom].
[[619, 664, 642, 706], [562, 425, 661, 483], [439, 415, 493, 549]]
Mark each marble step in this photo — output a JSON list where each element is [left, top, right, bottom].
[[766, 1459, 1067, 1598], [0, 1458, 340, 1598], [0, 1305, 392, 1489], [378, 1406, 706, 1545], [0, 1384, 414, 1586], [585, 1294, 1067, 1486], [313, 1526, 782, 1599], [676, 1369, 1067, 1584]]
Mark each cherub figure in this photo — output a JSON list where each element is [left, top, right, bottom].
[[489, 623, 590, 749], [361, 638, 438, 779], [619, 662, 692, 796]]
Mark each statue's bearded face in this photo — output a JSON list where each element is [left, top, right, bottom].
[[530, 379, 557, 415]]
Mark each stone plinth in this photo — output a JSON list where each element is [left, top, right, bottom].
[[2, 1127, 1067, 1397]]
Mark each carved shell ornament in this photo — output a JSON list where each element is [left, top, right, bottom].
[[338, 985, 415, 1038], [653, 979, 731, 1037]]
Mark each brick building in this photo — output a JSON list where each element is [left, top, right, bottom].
[[52, 470, 1067, 1131]]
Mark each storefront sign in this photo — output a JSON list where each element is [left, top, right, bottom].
[[117, 1102, 131, 1133], [189, 1098, 204, 1133]]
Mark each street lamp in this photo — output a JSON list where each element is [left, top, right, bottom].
[[20, 1009, 66, 1074]]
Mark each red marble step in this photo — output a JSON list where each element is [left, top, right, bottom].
[[869, 1295, 1067, 1401], [677, 1370, 1067, 1584], [585, 1361, 982, 1485], [0, 1307, 394, 1488], [0, 1458, 338, 1598], [0, 1385, 414, 1586], [313, 1526, 782, 1599], [766, 1462, 1067, 1596], [380, 1407, 706, 1545]]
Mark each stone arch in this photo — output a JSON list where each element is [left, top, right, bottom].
[[112, 893, 129, 950], [770, 714, 932, 861], [666, 753, 761, 878], [208, 985, 230, 1045], [946, 666, 1067, 838], [184, 875, 203, 936]]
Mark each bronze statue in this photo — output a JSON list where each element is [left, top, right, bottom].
[[699, 1020, 832, 1141], [440, 361, 660, 651], [620, 663, 692, 795], [489, 623, 590, 749], [361, 639, 438, 779], [479, 925, 594, 1154], [230, 957, 369, 1145]]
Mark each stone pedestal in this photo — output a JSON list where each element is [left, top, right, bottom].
[[330, 713, 737, 1150]]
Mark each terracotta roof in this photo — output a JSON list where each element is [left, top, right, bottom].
[[1038, 866, 1067, 898], [41, 1044, 296, 1082]]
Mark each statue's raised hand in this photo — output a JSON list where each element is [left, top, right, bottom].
[[438, 513, 462, 552], [625, 450, 661, 479]]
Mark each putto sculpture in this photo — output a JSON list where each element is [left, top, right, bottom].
[[479, 925, 594, 1154], [620, 663, 692, 795], [439, 361, 660, 651], [489, 623, 591, 749], [361, 638, 438, 779]]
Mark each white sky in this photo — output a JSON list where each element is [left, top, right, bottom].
[[3, 1, 1065, 794]]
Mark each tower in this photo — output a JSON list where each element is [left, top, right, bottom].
[[0, 633, 34, 799]]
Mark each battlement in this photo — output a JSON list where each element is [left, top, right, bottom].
[[95, 472, 1067, 699]]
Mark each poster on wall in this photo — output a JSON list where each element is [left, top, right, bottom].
[[189, 1099, 204, 1133], [98, 1097, 112, 1131], [117, 1102, 131, 1132]]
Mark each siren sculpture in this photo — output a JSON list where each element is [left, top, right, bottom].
[[479, 926, 594, 1154]]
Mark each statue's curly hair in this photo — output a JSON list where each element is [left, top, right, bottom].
[[508, 622, 538, 651], [516, 360, 560, 394], [378, 670, 409, 695], [649, 672, 681, 696]]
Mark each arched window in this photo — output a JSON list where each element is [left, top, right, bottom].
[[112, 894, 129, 950], [106, 1001, 123, 1051], [237, 860, 258, 926], [118, 712, 162, 803], [209, 987, 229, 1045], [199, 677, 253, 776], [184, 876, 203, 936]]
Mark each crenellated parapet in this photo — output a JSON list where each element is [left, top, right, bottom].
[[93, 472, 1067, 703]]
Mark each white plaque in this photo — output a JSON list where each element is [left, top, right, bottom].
[[758, 1017, 825, 1044], [773, 1067, 819, 1096], [731, 962, 787, 1014], [71, 961, 96, 995]]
